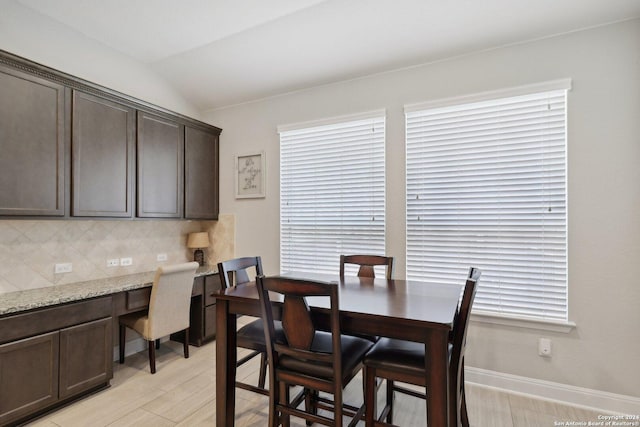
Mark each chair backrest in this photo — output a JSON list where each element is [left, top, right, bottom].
[[339, 254, 394, 279], [256, 276, 342, 378], [217, 256, 263, 288], [450, 268, 481, 378], [147, 262, 199, 338]]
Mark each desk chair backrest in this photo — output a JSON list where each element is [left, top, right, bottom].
[[147, 262, 199, 339], [339, 254, 394, 279], [218, 256, 263, 288]]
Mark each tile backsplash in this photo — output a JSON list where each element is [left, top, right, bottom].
[[0, 214, 235, 293]]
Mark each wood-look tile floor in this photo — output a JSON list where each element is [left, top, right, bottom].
[[26, 327, 608, 426]]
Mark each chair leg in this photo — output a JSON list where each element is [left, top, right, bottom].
[[365, 366, 377, 426], [461, 388, 470, 427], [183, 328, 190, 358], [280, 382, 290, 427], [148, 340, 156, 374], [119, 324, 126, 364], [386, 379, 394, 424], [258, 352, 267, 389], [155, 338, 160, 350]]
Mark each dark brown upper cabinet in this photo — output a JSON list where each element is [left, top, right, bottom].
[[72, 91, 135, 217], [137, 111, 184, 218], [185, 126, 219, 219], [1, 50, 221, 219], [0, 65, 66, 216]]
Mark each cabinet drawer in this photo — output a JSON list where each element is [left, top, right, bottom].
[[204, 274, 221, 306], [192, 276, 204, 297], [126, 288, 151, 311], [0, 297, 112, 344]]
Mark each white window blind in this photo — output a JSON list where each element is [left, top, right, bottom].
[[279, 113, 385, 275], [406, 87, 568, 322]]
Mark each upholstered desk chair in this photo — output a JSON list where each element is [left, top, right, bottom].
[[119, 262, 199, 374], [257, 275, 374, 427], [363, 268, 481, 427], [339, 255, 394, 280]]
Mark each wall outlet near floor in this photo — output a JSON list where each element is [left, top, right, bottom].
[[120, 257, 133, 266], [156, 253, 168, 262], [107, 259, 120, 267], [538, 338, 552, 357], [54, 263, 73, 274]]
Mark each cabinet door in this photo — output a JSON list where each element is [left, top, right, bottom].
[[184, 126, 219, 219], [0, 331, 59, 425], [137, 111, 184, 218], [72, 91, 135, 217], [59, 317, 112, 400], [0, 66, 66, 216]]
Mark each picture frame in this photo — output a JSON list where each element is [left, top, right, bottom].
[[235, 151, 266, 199]]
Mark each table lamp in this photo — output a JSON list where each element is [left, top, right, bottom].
[[187, 232, 210, 266]]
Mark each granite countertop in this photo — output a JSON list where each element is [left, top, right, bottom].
[[0, 265, 217, 316]]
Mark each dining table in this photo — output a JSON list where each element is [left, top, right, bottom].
[[213, 271, 463, 427]]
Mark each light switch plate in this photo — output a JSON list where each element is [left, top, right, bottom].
[[120, 257, 133, 266]]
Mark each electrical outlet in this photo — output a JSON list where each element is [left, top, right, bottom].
[[120, 257, 133, 266], [538, 338, 552, 357], [54, 263, 73, 274], [157, 253, 168, 262], [107, 259, 119, 267]]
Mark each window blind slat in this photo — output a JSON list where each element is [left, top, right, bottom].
[[406, 89, 568, 321], [281, 116, 386, 275]]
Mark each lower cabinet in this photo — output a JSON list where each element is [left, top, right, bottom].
[[182, 273, 221, 346], [0, 297, 112, 426], [0, 332, 59, 426]]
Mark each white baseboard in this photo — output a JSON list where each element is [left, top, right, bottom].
[[112, 337, 161, 362], [465, 366, 640, 415]]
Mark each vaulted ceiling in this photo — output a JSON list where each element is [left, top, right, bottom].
[[16, 0, 640, 110]]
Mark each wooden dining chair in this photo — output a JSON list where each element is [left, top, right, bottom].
[[118, 262, 199, 374], [339, 255, 394, 280], [218, 256, 284, 396], [256, 275, 374, 427], [363, 268, 481, 427]]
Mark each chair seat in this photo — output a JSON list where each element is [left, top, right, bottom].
[[279, 331, 373, 380], [364, 337, 453, 377], [237, 318, 285, 348], [120, 311, 151, 339]]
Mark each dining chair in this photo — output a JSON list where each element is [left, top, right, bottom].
[[363, 268, 481, 427], [256, 275, 374, 427], [218, 256, 284, 396], [339, 254, 394, 280], [118, 262, 199, 374]]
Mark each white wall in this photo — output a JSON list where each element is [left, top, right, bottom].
[[205, 19, 640, 397], [0, 1, 201, 119]]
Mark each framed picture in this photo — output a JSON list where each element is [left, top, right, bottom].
[[235, 151, 266, 198]]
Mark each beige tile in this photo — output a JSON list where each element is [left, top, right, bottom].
[[466, 384, 514, 427], [25, 339, 614, 427], [106, 408, 175, 427]]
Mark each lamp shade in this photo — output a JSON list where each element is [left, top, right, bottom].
[[187, 232, 210, 249]]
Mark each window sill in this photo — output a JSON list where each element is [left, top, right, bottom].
[[471, 311, 576, 333]]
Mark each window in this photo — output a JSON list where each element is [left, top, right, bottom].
[[406, 81, 569, 322], [279, 111, 385, 274]]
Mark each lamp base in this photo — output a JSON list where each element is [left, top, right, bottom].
[[193, 249, 205, 266]]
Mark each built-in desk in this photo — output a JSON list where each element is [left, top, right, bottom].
[[0, 266, 219, 426]]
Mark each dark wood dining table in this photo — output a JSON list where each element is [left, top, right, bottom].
[[214, 272, 463, 426]]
